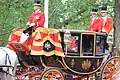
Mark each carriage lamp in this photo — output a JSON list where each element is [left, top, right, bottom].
[[64, 31, 71, 54]]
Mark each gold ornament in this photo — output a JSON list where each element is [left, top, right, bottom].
[[45, 42, 51, 50], [82, 59, 91, 70], [71, 59, 75, 67]]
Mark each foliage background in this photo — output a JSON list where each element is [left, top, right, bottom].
[[0, 0, 114, 46]]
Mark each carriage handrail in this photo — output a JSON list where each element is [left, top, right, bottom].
[[58, 29, 107, 35]]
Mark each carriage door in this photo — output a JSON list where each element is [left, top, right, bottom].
[[80, 33, 96, 56]]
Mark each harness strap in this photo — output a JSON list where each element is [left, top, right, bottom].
[[1, 70, 14, 77], [0, 48, 12, 76], [5, 53, 11, 66], [0, 48, 11, 66]]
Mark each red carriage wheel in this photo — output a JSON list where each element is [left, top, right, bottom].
[[100, 57, 120, 80], [40, 68, 65, 80]]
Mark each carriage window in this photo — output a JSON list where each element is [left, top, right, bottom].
[[81, 34, 95, 56], [64, 35, 79, 56], [96, 35, 106, 56]]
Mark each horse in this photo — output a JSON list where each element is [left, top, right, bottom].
[[0, 47, 18, 80], [3, 28, 32, 80], [0, 28, 40, 80]]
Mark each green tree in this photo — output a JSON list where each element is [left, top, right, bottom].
[[0, 0, 114, 46], [49, 0, 114, 30], [0, 0, 45, 46]]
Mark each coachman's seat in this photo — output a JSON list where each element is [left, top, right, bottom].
[[7, 27, 65, 67]]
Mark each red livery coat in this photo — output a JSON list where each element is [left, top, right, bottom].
[[88, 18, 102, 32], [99, 17, 113, 34], [28, 10, 45, 30]]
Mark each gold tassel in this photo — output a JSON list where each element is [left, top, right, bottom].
[[35, 32, 41, 40]]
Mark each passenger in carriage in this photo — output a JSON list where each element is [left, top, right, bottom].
[[88, 8, 102, 32], [19, 0, 45, 43], [99, 7, 113, 34]]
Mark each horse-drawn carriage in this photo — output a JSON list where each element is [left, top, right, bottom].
[[0, 27, 120, 80]]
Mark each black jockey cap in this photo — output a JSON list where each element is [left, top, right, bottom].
[[34, 0, 41, 6], [101, 7, 107, 12], [91, 8, 98, 14]]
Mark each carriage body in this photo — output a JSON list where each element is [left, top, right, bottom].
[[61, 30, 107, 75], [7, 28, 108, 78]]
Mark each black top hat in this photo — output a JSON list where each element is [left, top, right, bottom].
[[101, 7, 107, 12], [34, 0, 41, 6], [91, 8, 98, 13]]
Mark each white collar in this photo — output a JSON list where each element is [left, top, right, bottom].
[[91, 17, 98, 24], [92, 17, 98, 20], [35, 9, 40, 13], [102, 15, 108, 19]]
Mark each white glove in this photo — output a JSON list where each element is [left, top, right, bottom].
[[26, 22, 30, 26], [30, 23, 36, 27]]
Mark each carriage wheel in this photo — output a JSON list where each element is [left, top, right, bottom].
[[101, 57, 120, 80], [16, 66, 43, 80], [40, 68, 65, 80]]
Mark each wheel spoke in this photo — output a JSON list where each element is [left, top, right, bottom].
[[101, 57, 120, 80]]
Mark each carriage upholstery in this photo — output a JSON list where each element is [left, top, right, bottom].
[[8, 42, 30, 54], [8, 28, 32, 50], [7, 27, 66, 66], [30, 27, 65, 57], [7, 27, 65, 57]]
